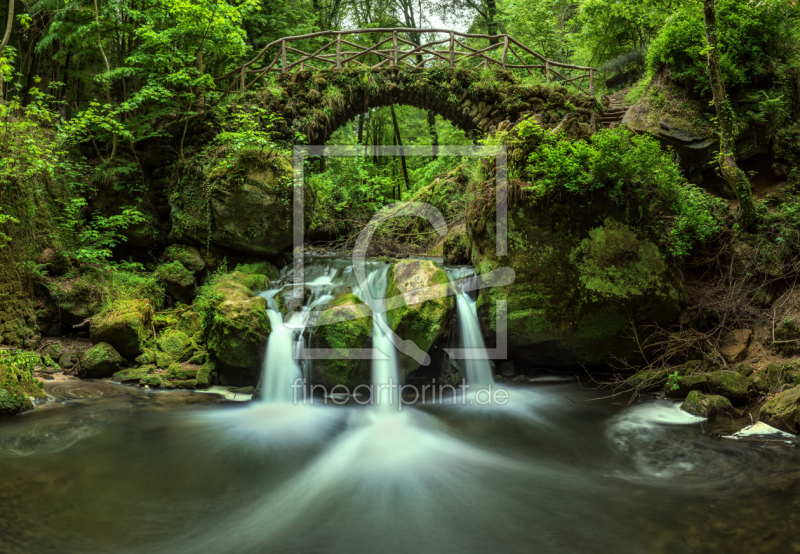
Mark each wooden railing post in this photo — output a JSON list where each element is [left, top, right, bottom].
[[392, 30, 398, 67], [336, 33, 342, 69], [449, 31, 455, 68], [281, 40, 287, 72], [501, 35, 508, 69], [545, 60, 550, 81], [589, 68, 595, 95], [240, 67, 245, 92]]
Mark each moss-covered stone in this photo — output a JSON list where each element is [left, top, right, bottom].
[[77, 342, 123, 379], [205, 275, 271, 385], [157, 329, 194, 363], [153, 261, 196, 304], [705, 370, 750, 404], [161, 244, 205, 273], [167, 363, 198, 380], [229, 271, 269, 292], [312, 292, 373, 389], [40, 342, 63, 361], [0, 351, 46, 416], [234, 261, 280, 281], [760, 385, 800, 433], [112, 366, 155, 383], [623, 367, 671, 392], [470, 201, 683, 368], [385, 260, 454, 379], [196, 361, 215, 389], [90, 299, 153, 358], [681, 390, 734, 418], [169, 150, 300, 257], [665, 373, 708, 399]]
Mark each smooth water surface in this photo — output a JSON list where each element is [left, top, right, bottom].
[[2, 380, 800, 553]]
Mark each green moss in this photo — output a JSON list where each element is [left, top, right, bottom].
[[229, 271, 269, 292], [153, 261, 196, 289], [167, 363, 199, 380], [196, 361, 215, 389], [112, 366, 155, 383], [157, 329, 194, 363], [161, 244, 205, 273], [313, 292, 373, 388], [91, 299, 153, 358], [385, 260, 454, 378], [234, 261, 280, 281], [0, 350, 46, 416], [705, 370, 750, 404], [78, 342, 124, 379], [681, 391, 733, 418]]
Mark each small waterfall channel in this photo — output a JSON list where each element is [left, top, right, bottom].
[[256, 258, 496, 406]]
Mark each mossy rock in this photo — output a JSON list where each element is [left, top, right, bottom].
[[471, 204, 684, 367], [229, 271, 269, 292], [386, 260, 454, 379], [154, 261, 196, 304], [622, 367, 670, 392], [161, 244, 205, 274], [681, 391, 734, 418], [169, 150, 302, 257], [196, 361, 215, 389], [157, 329, 194, 363], [178, 311, 202, 335], [135, 349, 156, 365], [705, 370, 750, 405], [167, 363, 199, 380], [665, 373, 708, 399], [90, 299, 153, 358], [112, 366, 155, 384], [140, 373, 174, 389], [0, 351, 46, 416], [760, 385, 800, 433], [207, 283, 271, 385], [78, 342, 123, 379], [40, 342, 63, 361], [234, 261, 280, 281], [46, 267, 109, 325], [311, 292, 373, 389]]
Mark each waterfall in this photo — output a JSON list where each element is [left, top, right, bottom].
[[258, 265, 338, 403], [447, 267, 494, 388], [354, 264, 400, 410]]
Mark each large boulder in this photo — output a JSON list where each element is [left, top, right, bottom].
[[705, 370, 750, 405], [78, 342, 123, 379], [170, 150, 304, 257], [681, 391, 734, 418], [760, 385, 800, 433], [621, 82, 767, 174], [161, 244, 205, 274], [153, 261, 196, 304], [90, 299, 153, 358], [0, 351, 46, 416], [471, 205, 684, 368], [311, 292, 373, 390], [386, 259, 455, 379], [205, 274, 271, 385]]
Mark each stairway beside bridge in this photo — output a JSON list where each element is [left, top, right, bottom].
[[601, 89, 631, 129]]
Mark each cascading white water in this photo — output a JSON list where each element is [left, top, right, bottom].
[[354, 264, 400, 410], [447, 267, 494, 388]]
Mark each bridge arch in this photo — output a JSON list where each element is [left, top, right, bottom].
[[260, 67, 598, 144]]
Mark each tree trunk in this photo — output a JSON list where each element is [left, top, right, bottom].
[[427, 110, 438, 158], [390, 104, 410, 191], [703, 0, 755, 224], [486, 0, 499, 45], [358, 113, 364, 144]]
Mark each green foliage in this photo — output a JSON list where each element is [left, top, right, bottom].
[[525, 127, 726, 256], [666, 370, 681, 392], [59, 200, 146, 266], [646, 0, 798, 96]]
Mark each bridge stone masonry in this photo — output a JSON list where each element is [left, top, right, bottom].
[[259, 66, 599, 144], [214, 29, 601, 144]]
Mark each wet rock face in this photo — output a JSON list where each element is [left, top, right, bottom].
[[386, 259, 455, 379], [759, 385, 800, 433], [681, 391, 734, 418], [311, 292, 373, 390], [471, 202, 684, 368], [0, 352, 45, 416]]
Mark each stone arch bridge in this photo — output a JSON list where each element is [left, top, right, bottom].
[[215, 29, 600, 144]]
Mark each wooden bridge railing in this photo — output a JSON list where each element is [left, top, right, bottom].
[[216, 28, 596, 97]]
